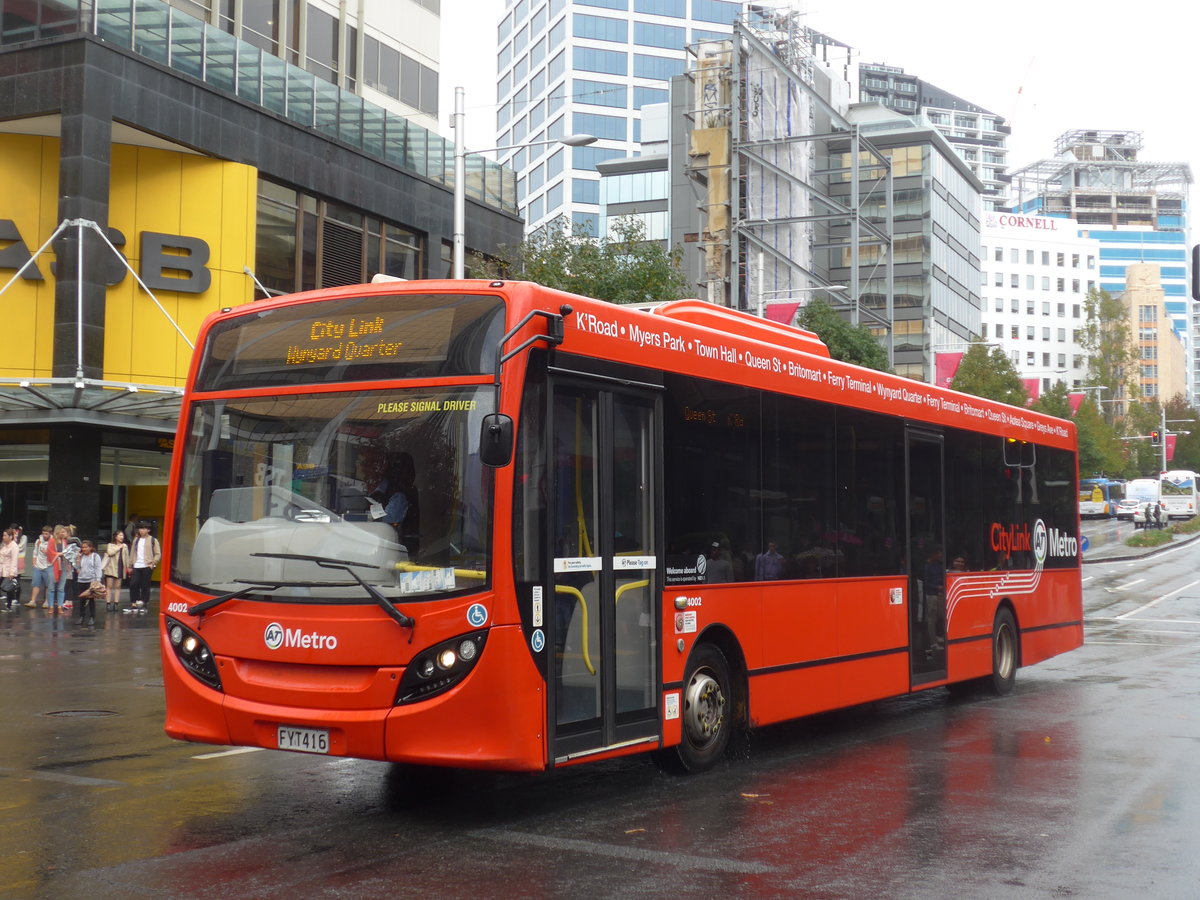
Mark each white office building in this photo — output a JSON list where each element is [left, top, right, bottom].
[[978, 213, 1102, 395], [494, 0, 742, 235]]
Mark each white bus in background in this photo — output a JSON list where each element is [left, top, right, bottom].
[[1079, 478, 1124, 518], [1120, 477, 1162, 520], [1159, 470, 1199, 519]]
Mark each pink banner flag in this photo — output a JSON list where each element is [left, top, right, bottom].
[[1023, 378, 1041, 403], [763, 302, 801, 325], [1067, 392, 1085, 415], [1166, 434, 1177, 462], [934, 352, 963, 388]]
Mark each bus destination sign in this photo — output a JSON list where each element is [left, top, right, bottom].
[[286, 316, 403, 366]]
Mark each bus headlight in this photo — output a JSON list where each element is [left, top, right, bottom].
[[164, 616, 222, 691], [396, 630, 488, 704]]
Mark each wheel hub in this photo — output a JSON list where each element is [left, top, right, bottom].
[[683, 669, 726, 748]]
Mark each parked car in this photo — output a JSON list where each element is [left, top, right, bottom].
[[1116, 498, 1141, 519], [1134, 501, 1168, 529]]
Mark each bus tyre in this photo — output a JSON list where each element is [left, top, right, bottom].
[[988, 607, 1018, 696], [672, 643, 733, 773]]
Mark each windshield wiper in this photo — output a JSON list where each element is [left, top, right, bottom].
[[249, 552, 416, 630], [189, 584, 277, 616]]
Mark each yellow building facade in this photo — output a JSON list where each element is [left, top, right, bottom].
[[1, 135, 256, 385]]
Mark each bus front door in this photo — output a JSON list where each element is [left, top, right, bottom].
[[549, 383, 660, 764], [906, 429, 947, 683]]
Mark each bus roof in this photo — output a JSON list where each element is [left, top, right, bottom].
[[500, 282, 1076, 452]]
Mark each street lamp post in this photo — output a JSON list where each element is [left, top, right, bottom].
[[452, 87, 596, 279]]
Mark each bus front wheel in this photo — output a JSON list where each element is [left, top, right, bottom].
[[667, 643, 733, 773], [988, 607, 1018, 696]]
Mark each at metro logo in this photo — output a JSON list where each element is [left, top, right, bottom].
[[0, 220, 212, 294], [264, 621, 339, 651]]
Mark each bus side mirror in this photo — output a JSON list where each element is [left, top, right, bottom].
[[479, 413, 514, 468]]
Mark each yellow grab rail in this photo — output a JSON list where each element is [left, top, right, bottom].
[[614, 579, 649, 607], [553, 584, 595, 675]]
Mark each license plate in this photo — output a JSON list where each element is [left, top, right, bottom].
[[277, 726, 330, 754]]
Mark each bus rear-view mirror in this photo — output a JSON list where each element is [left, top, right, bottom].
[[479, 413, 514, 468]]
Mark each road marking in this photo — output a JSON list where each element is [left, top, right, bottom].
[[191, 747, 264, 760], [1115, 578, 1145, 590], [1116, 578, 1200, 620], [0, 766, 124, 787], [473, 828, 776, 874]]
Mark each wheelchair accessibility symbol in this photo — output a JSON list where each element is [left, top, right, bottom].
[[531, 629, 545, 652], [467, 603, 489, 627]]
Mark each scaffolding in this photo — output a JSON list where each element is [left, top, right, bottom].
[[682, 6, 894, 350], [1011, 129, 1192, 230]]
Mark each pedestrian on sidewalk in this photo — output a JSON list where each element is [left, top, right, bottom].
[[75, 539, 104, 627], [126, 521, 160, 614], [0, 529, 20, 610], [47, 525, 74, 614], [26, 526, 52, 609], [64, 525, 82, 611], [102, 530, 130, 612], [8, 523, 26, 604]]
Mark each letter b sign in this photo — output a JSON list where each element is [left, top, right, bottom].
[[140, 232, 211, 294]]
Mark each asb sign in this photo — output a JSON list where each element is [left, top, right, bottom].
[[0, 221, 212, 293]]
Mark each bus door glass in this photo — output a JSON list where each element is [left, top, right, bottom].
[[906, 430, 946, 682], [550, 382, 659, 761]]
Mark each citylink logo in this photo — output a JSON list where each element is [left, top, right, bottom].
[[264, 622, 339, 651]]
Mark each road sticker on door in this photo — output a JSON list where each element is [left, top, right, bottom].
[[673, 610, 697, 635], [664, 691, 680, 720]]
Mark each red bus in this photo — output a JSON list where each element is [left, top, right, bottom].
[[160, 280, 1082, 773]]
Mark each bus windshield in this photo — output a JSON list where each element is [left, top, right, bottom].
[[171, 386, 493, 601]]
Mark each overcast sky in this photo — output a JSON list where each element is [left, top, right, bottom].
[[440, 0, 1197, 201]]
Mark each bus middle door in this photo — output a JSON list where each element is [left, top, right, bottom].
[[549, 381, 660, 765], [906, 428, 947, 684]]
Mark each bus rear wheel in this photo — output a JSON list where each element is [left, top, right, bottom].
[[665, 643, 733, 773], [988, 607, 1018, 696]]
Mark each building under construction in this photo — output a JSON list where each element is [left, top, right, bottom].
[[1011, 130, 1195, 399], [678, 7, 894, 354]]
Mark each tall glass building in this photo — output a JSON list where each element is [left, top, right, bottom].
[[831, 107, 984, 383], [494, 0, 742, 235]]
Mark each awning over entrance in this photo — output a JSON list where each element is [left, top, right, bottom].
[[0, 377, 182, 432]]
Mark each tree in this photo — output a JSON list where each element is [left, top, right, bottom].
[[1163, 394, 1200, 471], [1030, 382, 1072, 419], [1079, 288, 1137, 426], [471, 216, 691, 304], [1124, 398, 1163, 475], [794, 298, 891, 372], [1071, 397, 1126, 477], [949, 343, 1029, 406]]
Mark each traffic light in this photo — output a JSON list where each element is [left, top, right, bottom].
[[1151, 430, 1161, 445]]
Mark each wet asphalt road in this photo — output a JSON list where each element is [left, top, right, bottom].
[[2, 529, 1199, 900]]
